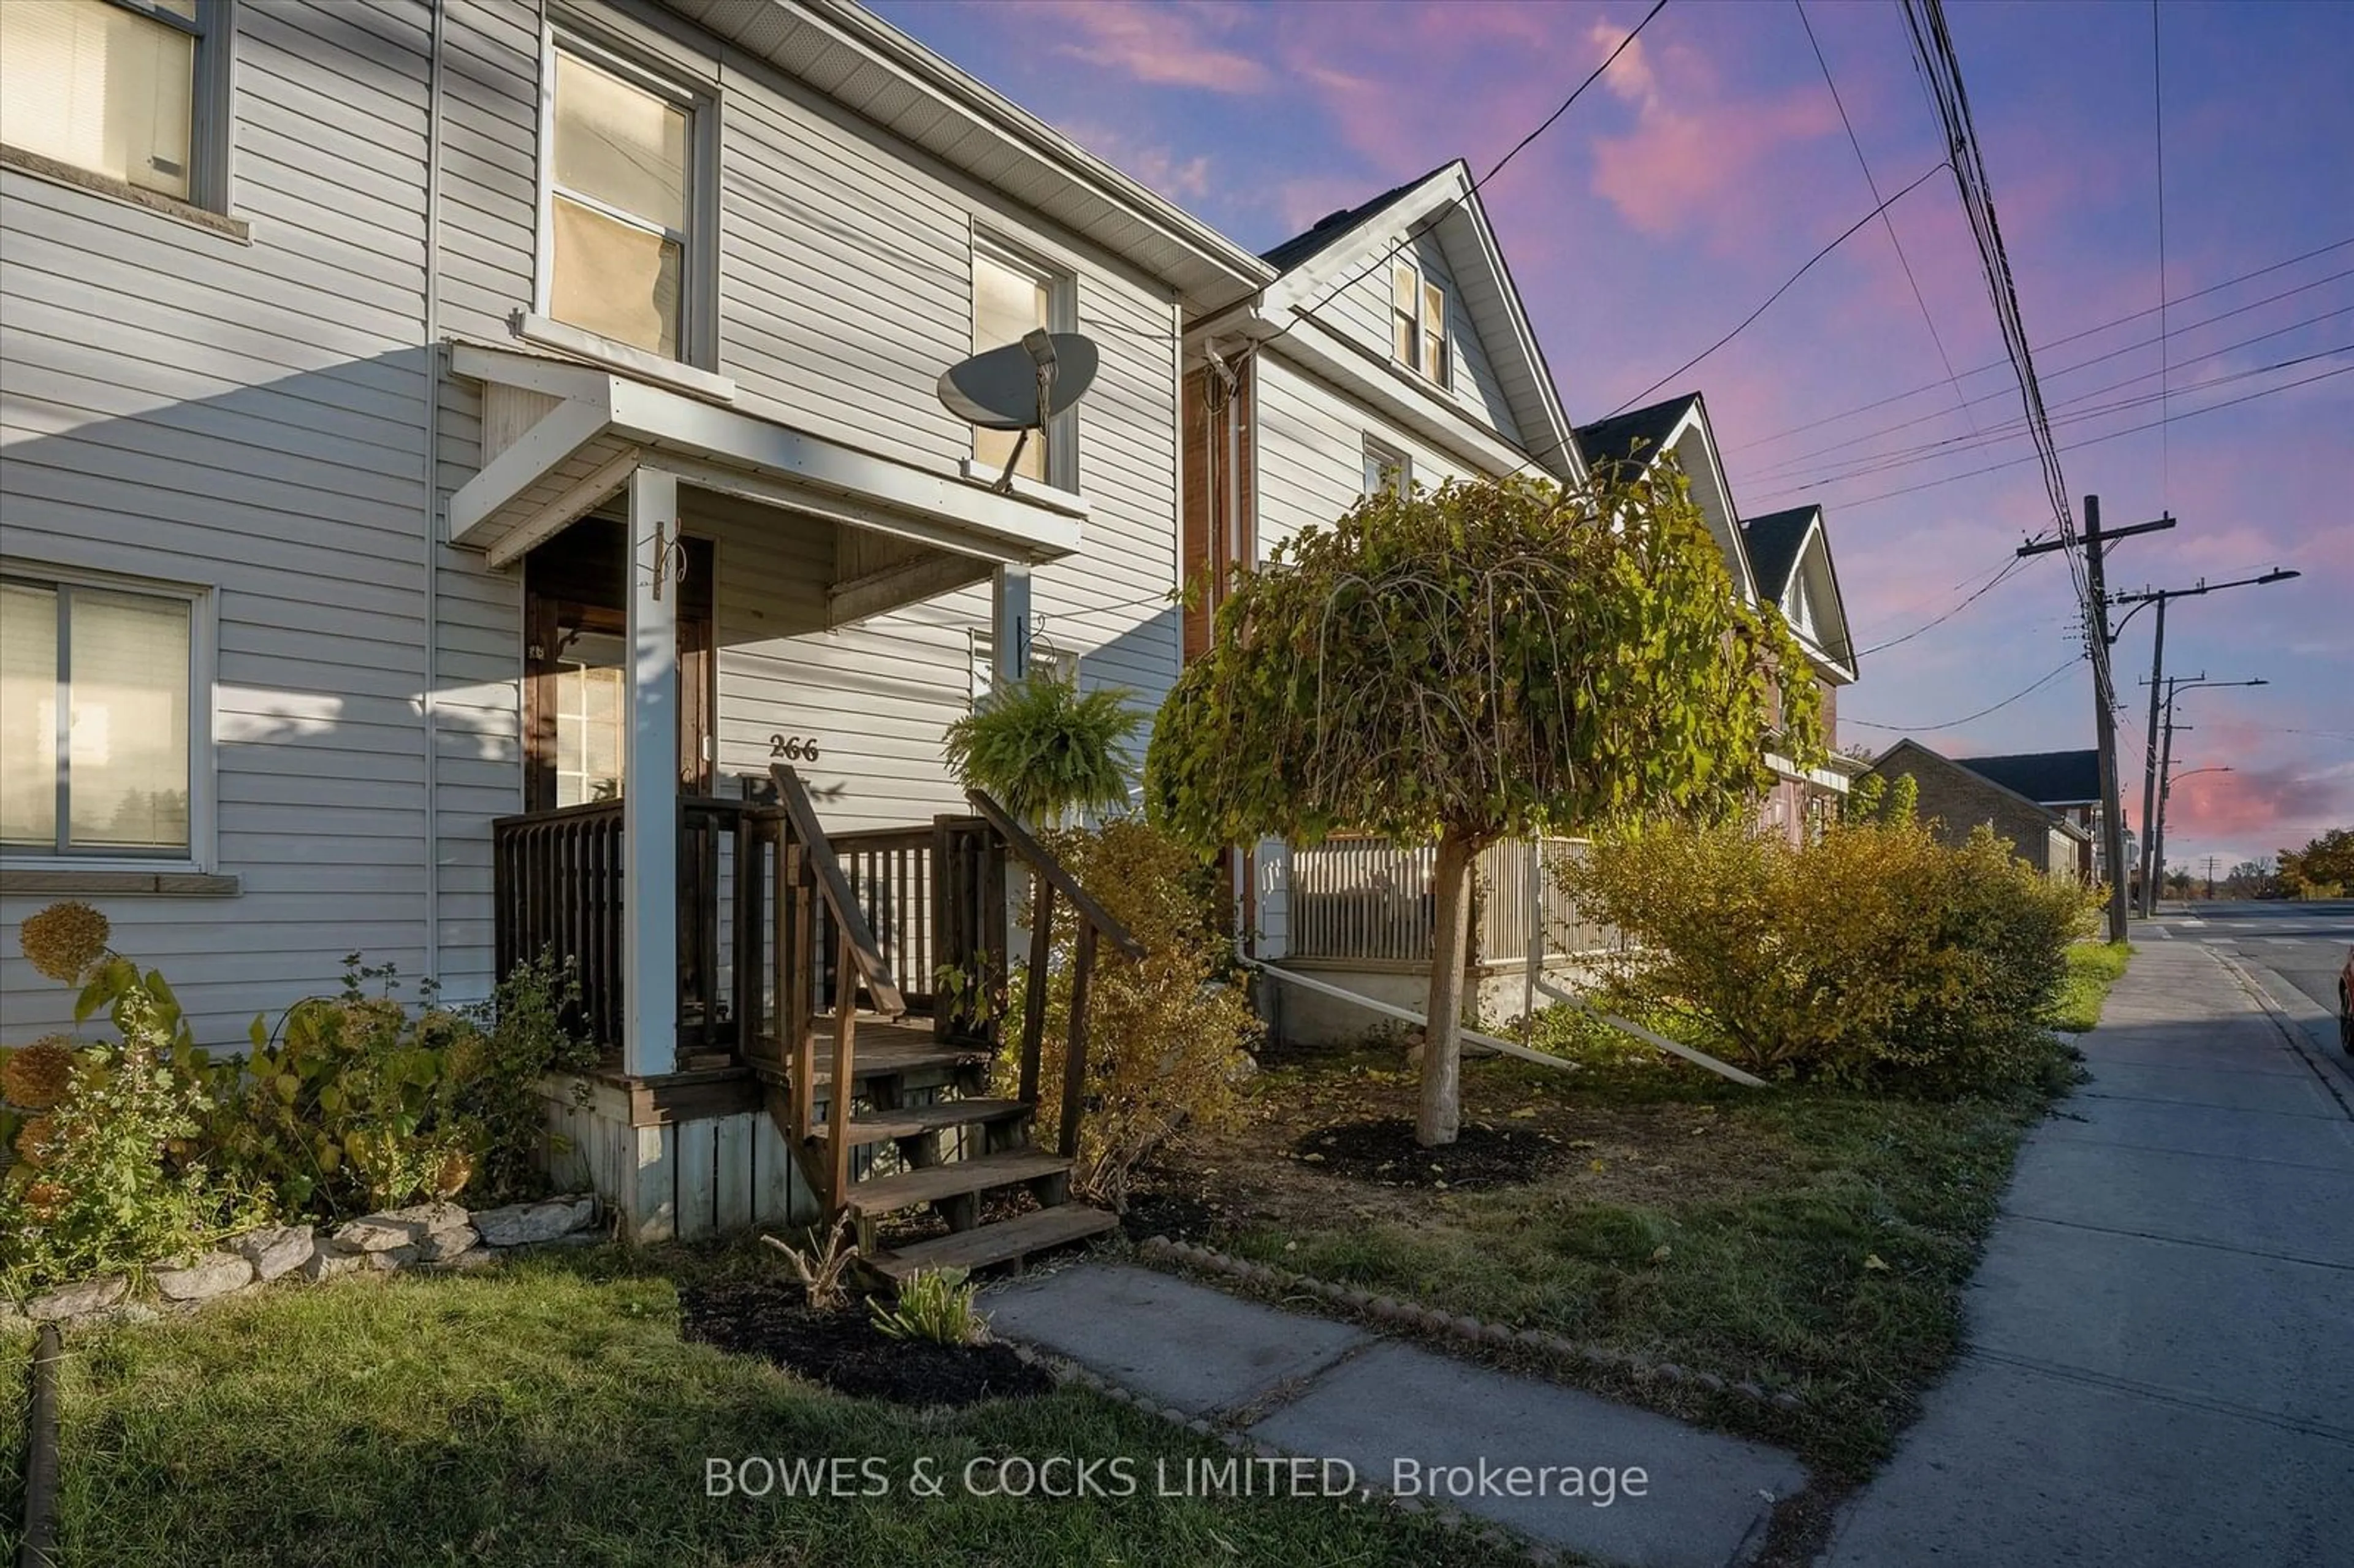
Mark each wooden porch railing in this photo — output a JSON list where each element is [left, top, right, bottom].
[[492, 796, 780, 1062], [965, 790, 1145, 1159], [492, 772, 1145, 1221]]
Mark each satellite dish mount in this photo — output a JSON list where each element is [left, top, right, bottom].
[[937, 329, 1102, 494]]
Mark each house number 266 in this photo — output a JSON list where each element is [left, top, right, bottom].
[[769, 734, 821, 761]]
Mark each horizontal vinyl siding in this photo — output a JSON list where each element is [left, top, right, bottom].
[[0, 0, 437, 1049], [1243, 357, 1484, 961]]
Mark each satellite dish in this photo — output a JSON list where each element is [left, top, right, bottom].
[[939, 329, 1099, 430]]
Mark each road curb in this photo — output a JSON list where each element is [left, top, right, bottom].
[[2212, 949, 2354, 1116]]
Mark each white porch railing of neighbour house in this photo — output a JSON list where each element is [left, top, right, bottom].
[[1282, 835, 1769, 1088], [1286, 836, 1622, 967]]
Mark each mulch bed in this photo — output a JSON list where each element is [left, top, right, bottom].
[[679, 1277, 1053, 1408], [1290, 1117, 1570, 1189]]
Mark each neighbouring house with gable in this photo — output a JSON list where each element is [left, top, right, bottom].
[[1946, 748, 2106, 883], [1, 0, 1273, 1262], [1862, 740, 2091, 878], [1175, 161, 1591, 1043], [1572, 395, 1864, 846]]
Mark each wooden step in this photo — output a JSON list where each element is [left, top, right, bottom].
[[845, 1150, 1071, 1216], [813, 1098, 1032, 1147], [867, 1203, 1119, 1282], [744, 1022, 989, 1091]]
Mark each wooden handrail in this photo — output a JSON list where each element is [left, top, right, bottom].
[[771, 764, 907, 1017], [962, 790, 1146, 960]]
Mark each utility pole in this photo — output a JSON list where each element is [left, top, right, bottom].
[[2205, 854, 2217, 898], [2020, 497, 2173, 942], [2143, 674, 2264, 918], [2111, 570, 2298, 915]]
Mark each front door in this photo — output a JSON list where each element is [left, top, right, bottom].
[[522, 517, 714, 812]]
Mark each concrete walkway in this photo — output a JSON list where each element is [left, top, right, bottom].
[[1823, 940, 2354, 1567], [985, 1261, 1806, 1567]]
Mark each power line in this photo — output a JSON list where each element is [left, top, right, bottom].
[[1254, 0, 1667, 370], [1727, 234, 2354, 451], [1601, 161, 1949, 417], [1844, 653, 2082, 732], [1758, 340, 2353, 493], [1758, 358, 2354, 509], [2153, 0, 2170, 508], [1794, 0, 1979, 443], [1853, 552, 2039, 658], [1740, 274, 2353, 481]]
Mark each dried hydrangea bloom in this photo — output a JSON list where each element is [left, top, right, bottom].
[[433, 1148, 474, 1200], [17, 900, 111, 983], [13, 1115, 58, 1168], [1, 1037, 77, 1111], [22, 1178, 70, 1222]]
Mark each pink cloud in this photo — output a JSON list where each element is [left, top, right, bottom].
[[1018, 1, 1271, 93], [1591, 91, 1842, 241], [1058, 117, 1215, 202]]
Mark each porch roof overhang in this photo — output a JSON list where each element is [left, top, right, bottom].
[[444, 343, 1085, 587]]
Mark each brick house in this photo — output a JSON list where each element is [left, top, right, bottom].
[[1864, 740, 2091, 878]]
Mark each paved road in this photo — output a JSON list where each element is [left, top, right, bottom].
[[1823, 937, 2354, 1567], [2146, 898, 2353, 1088]]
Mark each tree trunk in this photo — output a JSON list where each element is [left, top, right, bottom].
[[1416, 828, 1477, 1147]]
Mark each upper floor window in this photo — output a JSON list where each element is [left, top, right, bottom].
[[1362, 436, 1409, 500], [972, 241, 1075, 489], [1390, 258, 1450, 389], [0, 0, 223, 208], [1, 571, 201, 861], [546, 43, 696, 362]]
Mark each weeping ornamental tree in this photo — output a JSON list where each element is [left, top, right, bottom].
[[1148, 468, 1822, 1146]]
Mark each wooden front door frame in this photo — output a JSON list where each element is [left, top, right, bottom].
[[522, 518, 715, 812]]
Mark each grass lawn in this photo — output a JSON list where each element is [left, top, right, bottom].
[[2049, 941, 2135, 1032], [2, 1322, 29, 1562], [1134, 1010, 2108, 1485], [20, 1246, 1501, 1568]]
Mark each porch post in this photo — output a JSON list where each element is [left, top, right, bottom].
[[992, 565, 1032, 688], [623, 465, 680, 1078]]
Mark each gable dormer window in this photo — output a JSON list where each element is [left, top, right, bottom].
[[1390, 259, 1450, 389]]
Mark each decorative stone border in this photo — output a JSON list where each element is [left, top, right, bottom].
[[1, 1194, 604, 1328], [1133, 1233, 1805, 1414], [1003, 1339, 1563, 1567]]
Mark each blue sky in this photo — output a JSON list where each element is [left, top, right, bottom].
[[877, 0, 2353, 870]]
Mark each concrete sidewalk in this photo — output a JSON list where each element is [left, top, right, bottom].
[[985, 1262, 1806, 1567], [1823, 940, 2354, 1567]]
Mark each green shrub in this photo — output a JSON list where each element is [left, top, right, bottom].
[[1559, 816, 2096, 1094], [870, 1268, 985, 1345], [215, 951, 594, 1218], [994, 819, 1261, 1207]]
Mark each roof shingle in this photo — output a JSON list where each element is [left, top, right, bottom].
[[1952, 749, 2101, 805]]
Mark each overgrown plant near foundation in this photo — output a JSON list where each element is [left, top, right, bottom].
[[2, 900, 596, 1293], [215, 950, 594, 1217], [0, 904, 262, 1293], [999, 818, 1260, 1209]]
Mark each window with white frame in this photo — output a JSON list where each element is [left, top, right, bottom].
[[1, 573, 202, 860], [1389, 257, 1450, 388], [1362, 436, 1410, 500], [972, 241, 1075, 487], [545, 42, 697, 362], [0, 0, 224, 208]]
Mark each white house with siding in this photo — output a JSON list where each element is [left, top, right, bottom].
[[1175, 162, 1587, 1040], [0, 0, 1270, 1262]]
